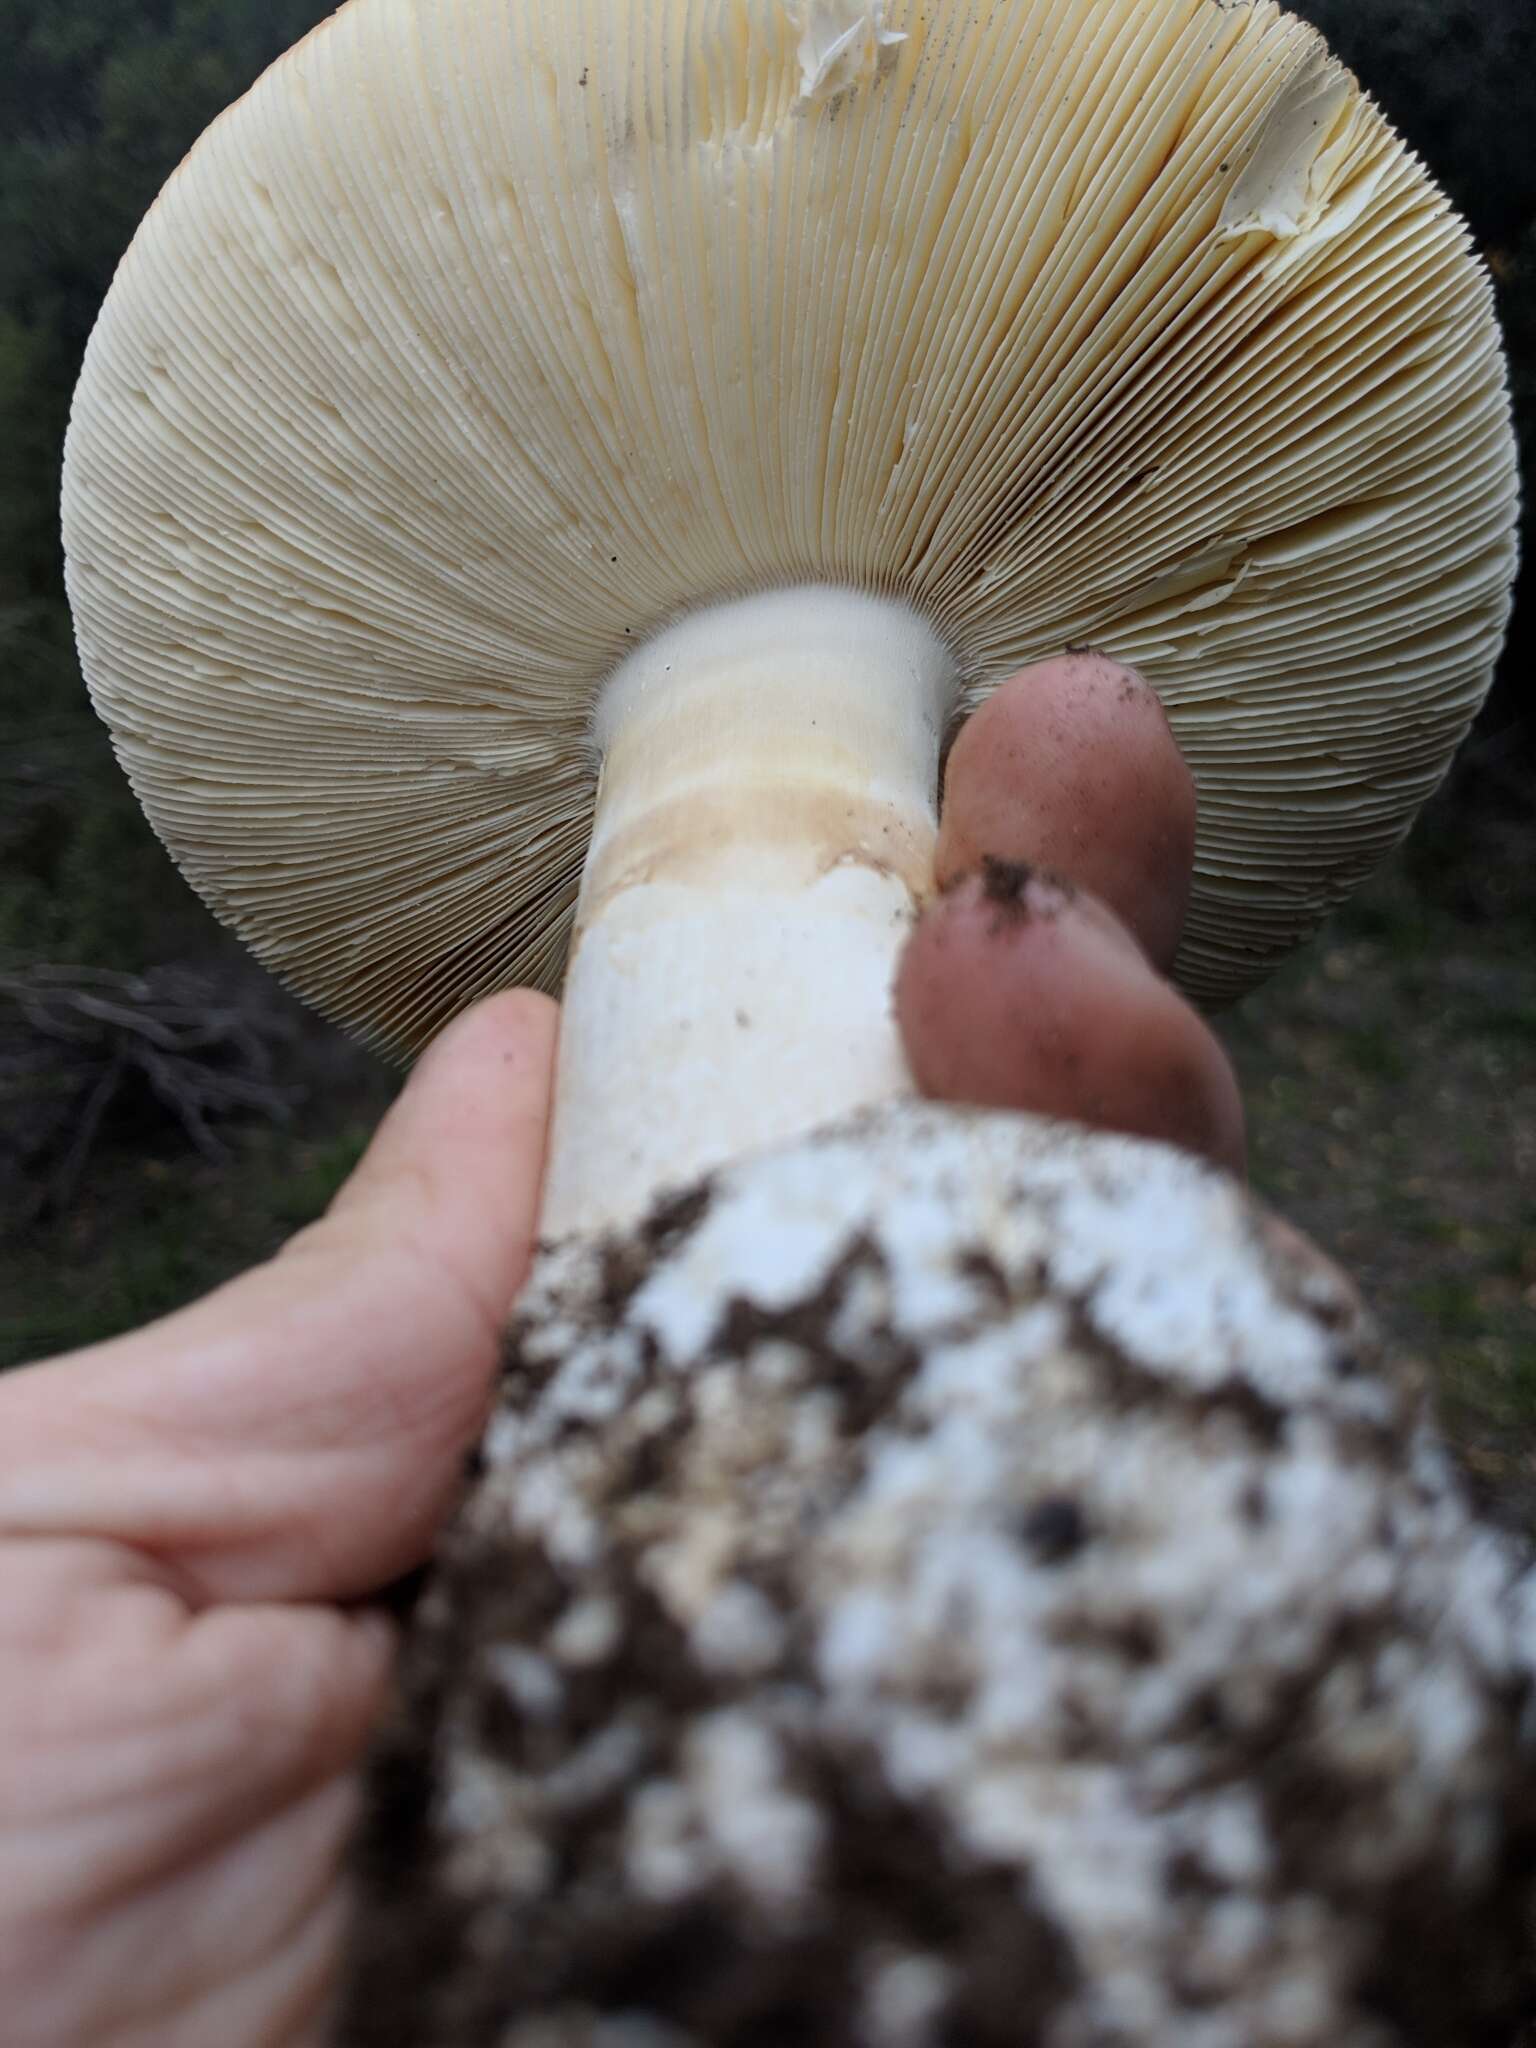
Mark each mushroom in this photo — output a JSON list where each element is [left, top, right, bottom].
[[61, 0, 1517, 1236]]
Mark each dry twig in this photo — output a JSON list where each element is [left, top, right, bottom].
[[0, 963, 301, 1222]]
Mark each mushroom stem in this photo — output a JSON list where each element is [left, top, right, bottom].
[[540, 587, 957, 1237]]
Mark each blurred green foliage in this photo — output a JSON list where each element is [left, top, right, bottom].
[[1291, 0, 1536, 245], [0, 0, 382, 1364], [0, 0, 332, 601], [1, 1116, 375, 1363], [0, 0, 335, 979]]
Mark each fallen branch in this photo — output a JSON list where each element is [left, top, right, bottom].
[[0, 963, 302, 1221]]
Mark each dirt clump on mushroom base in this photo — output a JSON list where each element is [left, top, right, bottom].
[[342, 1107, 1536, 2048]]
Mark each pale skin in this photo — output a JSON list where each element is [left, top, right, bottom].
[[0, 655, 1242, 2046]]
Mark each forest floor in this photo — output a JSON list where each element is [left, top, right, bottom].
[[4, 770, 1533, 1538], [1224, 776, 1536, 1536]]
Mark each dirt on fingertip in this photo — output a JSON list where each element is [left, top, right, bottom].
[[981, 856, 1036, 915], [973, 855, 1080, 925]]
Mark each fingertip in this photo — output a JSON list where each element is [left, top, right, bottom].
[[399, 986, 560, 1105], [898, 866, 1244, 1175], [419, 985, 561, 1060], [335, 987, 558, 1232], [938, 651, 1196, 970]]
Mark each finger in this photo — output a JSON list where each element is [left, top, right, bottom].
[[0, 990, 559, 1606], [0, 1535, 382, 2045], [938, 651, 1196, 969], [897, 863, 1246, 1174]]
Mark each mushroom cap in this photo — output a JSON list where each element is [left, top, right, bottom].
[[63, 0, 1518, 1050], [346, 1103, 1536, 2046]]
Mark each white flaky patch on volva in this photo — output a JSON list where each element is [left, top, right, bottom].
[[622, 1707, 829, 1909], [861, 1951, 955, 2045], [693, 1578, 790, 1675]]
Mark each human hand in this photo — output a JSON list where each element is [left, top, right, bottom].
[[0, 989, 558, 2047], [0, 653, 1240, 2046]]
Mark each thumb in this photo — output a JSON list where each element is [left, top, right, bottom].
[[0, 991, 559, 1607]]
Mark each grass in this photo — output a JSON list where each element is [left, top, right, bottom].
[[1220, 780, 1536, 1531], [0, 1089, 387, 1367]]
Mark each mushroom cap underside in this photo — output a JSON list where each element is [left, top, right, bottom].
[[62, 0, 1518, 1052]]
